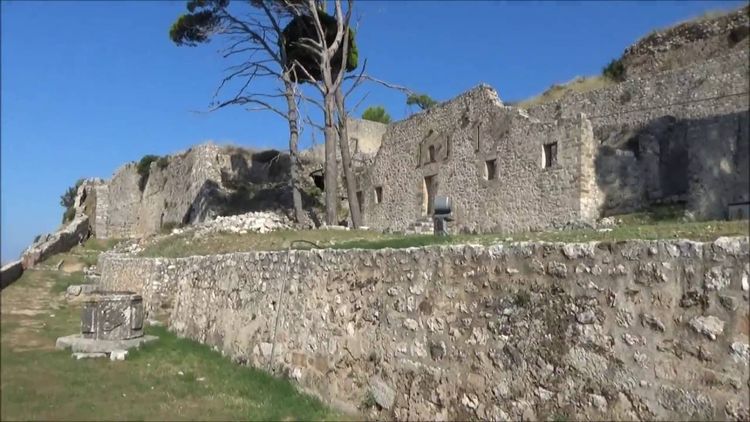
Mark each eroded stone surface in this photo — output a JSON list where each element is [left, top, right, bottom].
[[98, 237, 750, 421], [688, 316, 725, 340]]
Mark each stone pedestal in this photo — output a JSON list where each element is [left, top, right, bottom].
[[57, 291, 155, 360], [81, 291, 143, 340]]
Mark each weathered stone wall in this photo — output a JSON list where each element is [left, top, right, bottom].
[[104, 164, 143, 239], [361, 85, 597, 234], [93, 143, 307, 239], [98, 256, 176, 319], [347, 118, 388, 156], [98, 237, 750, 421], [527, 50, 749, 217], [21, 215, 90, 269], [528, 48, 749, 128], [0, 260, 24, 290], [94, 183, 110, 238], [620, 6, 749, 78]]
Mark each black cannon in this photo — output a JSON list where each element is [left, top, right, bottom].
[[433, 196, 453, 236]]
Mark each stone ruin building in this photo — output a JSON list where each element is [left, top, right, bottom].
[[30, 6, 750, 243]]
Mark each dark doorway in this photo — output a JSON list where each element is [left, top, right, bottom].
[[311, 172, 325, 190], [423, 175, 437, 215]]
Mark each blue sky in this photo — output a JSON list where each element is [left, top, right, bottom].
[[1, 0, 746, 263]]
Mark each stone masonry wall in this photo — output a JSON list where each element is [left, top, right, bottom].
[[528, 50, 749, 217], [98, 237, 750, 421], [94, 143, 305, 239], [527, 51, 748, 129], [361, 85, 596, 234], [619, 6, 749, 78]]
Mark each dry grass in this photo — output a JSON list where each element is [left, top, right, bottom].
[[514, 75, 613, 109]]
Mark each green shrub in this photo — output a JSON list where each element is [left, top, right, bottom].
[[406, 93, 438, 111], [62, 207, 76, 224], [361, 106, 391, 124], [137, 154, 160, 191], [602, 58, 626, 82], [60, 179, 84, 223], [59, 179, 84, 209], [156, 156, 169, 170]]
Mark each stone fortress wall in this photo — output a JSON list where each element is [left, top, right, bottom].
[[98, 237, 750, 421], [351, 6, 749, 233], [78, 142, 298, 239], [619, 6, 749, 79], [527, 50, 749, 218], [359, 87, 599, 234]]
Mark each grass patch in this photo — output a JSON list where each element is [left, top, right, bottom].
[[138, 217, 749, 258], [1, 251, 343, 421], [331, 234, 456, 250], [49, 271, 85, 294], [82, 237, 122, 252]]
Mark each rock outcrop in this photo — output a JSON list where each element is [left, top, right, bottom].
[[21, 215, 90, 269], [87, 143, 314, 239], [621, 6, 749, 78], [0, 260, 24, 289]]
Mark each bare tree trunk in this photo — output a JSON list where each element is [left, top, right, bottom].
[[323, 91, 339, 226], [335, 88, 361, 228], [284, 81, 305, 225]]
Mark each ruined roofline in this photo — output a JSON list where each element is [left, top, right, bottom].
[[382, 83, 505, 127]]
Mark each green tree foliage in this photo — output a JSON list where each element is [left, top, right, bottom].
[[60, 179, 84, 209], [281, 10, 358, 83], [156, 156, 169, 170], [169, 0, 227, 46], [169, 0, 357, 84], [361, 106, 391, 124], [602, 58, 626, 82], [62, 207, 76, 224], [60, 179, 84, 223], [137, 155, 161, 191], [406, 93, 438, 110]]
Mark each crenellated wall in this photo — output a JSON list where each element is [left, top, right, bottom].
[[98, 237, 750, 421]]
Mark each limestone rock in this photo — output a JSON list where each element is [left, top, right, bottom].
[[193, 211, 292, 235], [730, 342, 749, 365], [1, 260, 24, 289], [21, 215, 89, 269], [589, 393, 608, 411], [73, 352, 107, 360], [403, 318, 419, 331], [66, 285, 83, 296], [576, 310, 597, 325], [369, 376, 395, 410], [110, 349, 128, 361], [689, 316, 725, 340]]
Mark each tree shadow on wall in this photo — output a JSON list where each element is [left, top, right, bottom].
[[594, 111, 749, 220]]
